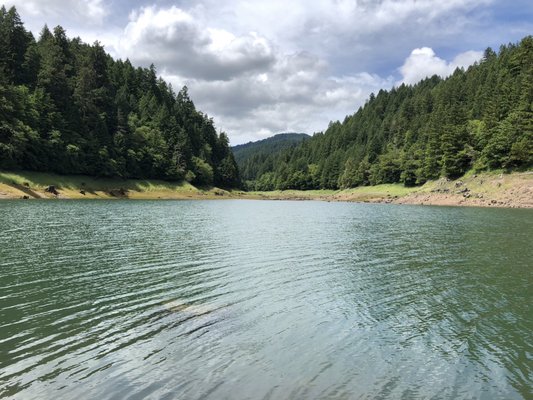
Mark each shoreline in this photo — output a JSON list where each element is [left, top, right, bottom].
[[0, 171, 244, 201], [241, 171, 533, 208], [1, 170, 532, 208]]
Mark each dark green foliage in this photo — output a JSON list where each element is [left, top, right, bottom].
[[0, 8, 240, 187], [243, 37, 533, 190], [232, 133, 309, 187]]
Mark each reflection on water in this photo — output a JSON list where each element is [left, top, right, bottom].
[[0, 200, 532, 399]]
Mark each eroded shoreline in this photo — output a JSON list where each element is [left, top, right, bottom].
[[1, 171, 532, 208]]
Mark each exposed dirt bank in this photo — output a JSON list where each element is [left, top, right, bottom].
[[0, 171, 243, 200], [390, 172, 533, 208], [1, 170, 532, 208], [245, 172, 533, 208]]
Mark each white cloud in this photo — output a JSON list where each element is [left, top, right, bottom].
[[5, 0, 108, 28], [452, 50, 485, 69], [109, 5, 399, 144], [399, 47, 483, 84], [207, 0, 491, 35], [112, 6, 275, 81], [163, 53, 393, 144], [6, 0, 527, 144], [108, 3, 489, 143], [199, 0, 492, 56]]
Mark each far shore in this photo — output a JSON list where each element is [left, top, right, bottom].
[[1, 170, 532, 208]]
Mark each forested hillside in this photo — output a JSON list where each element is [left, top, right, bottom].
[[0, 6, 240, 187], [245, 37, 533, 191], [232, 133, 309, 181]]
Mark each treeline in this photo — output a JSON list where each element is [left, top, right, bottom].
[[0, 6, 240, 187], [245, 37, 533, 191], [232, 133, 309, 181]]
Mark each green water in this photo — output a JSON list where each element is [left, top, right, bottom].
[[0, 200, 532, 399]]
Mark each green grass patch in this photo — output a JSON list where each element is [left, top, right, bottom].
[[246, 189, 338, 199], [340, 183, 419, 197], [0, 170, 195, 193]]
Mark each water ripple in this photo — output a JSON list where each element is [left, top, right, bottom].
[[1, 200, 532, 399]]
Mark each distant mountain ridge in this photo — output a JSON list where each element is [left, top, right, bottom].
[[232, 133, 310, 181]]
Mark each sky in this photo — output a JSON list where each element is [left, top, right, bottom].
[[5, 0, 533, 144]]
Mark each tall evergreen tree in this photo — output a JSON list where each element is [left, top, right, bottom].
[[241, 37, 533, 191], [0, 8, 240, 187]]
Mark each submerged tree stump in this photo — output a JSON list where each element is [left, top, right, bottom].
[[45, 185, 59, 195]]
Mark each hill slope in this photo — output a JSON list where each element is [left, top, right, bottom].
[[0, 6, 239, 187], [243, 37, 533, 191], [232, 133, 309, 182]]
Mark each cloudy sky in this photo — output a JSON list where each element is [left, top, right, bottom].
[[6, 1, 533, 144]]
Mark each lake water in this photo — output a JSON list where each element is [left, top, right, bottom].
[[0, 200, 532, 399]]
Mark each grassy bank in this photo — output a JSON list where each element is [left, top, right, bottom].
[[1, 170, 532, 208], [390, 170, 533, 208], [242, 170, 533, 208], [0, 171, 242, 200], [243, 184, 418, 202]]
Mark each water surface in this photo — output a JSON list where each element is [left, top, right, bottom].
[[1, 200, 532, 399]]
